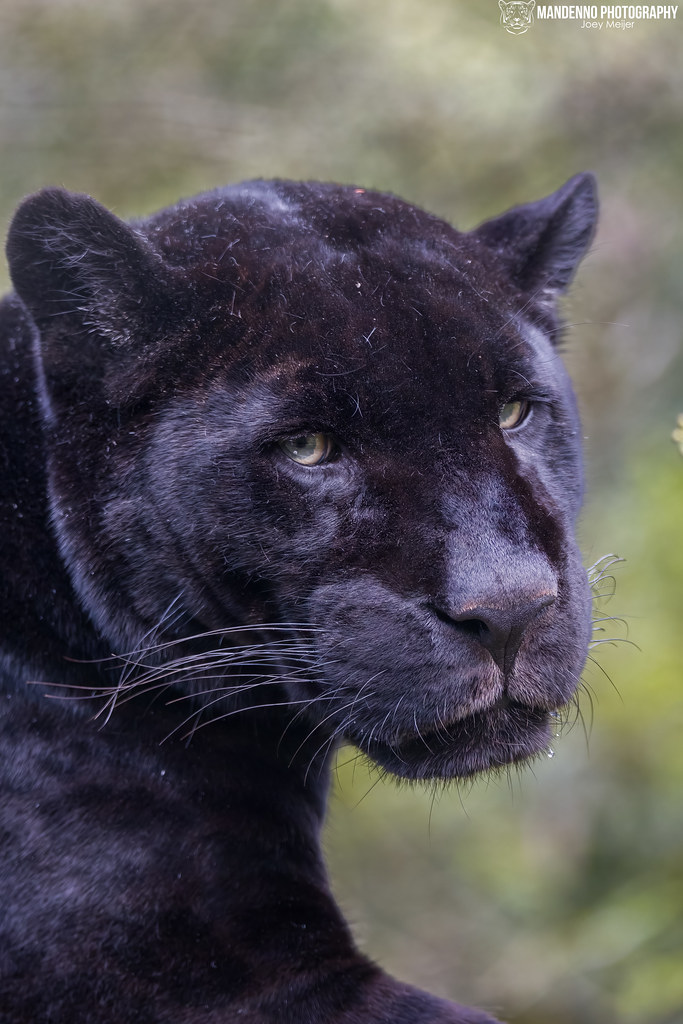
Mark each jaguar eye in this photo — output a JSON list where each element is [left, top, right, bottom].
[[279, 433, 337, 466], [499, 399, 530, 431]]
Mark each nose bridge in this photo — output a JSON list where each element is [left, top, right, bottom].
[[440, 482, 558, 609], [436, 501, 559, 676], [447, 530, 557, 608]]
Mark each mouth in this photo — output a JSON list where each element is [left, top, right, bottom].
[[358, 700, 553, 781]]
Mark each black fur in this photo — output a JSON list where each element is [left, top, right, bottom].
[[0, 175, 597, 1022]]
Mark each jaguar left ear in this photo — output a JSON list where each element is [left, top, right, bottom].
[[474, 173, 598, 296]]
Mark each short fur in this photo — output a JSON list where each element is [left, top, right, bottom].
[[0, 174, 597, 1022]]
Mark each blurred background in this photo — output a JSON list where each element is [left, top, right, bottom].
[[0, 1, 681, 1020]]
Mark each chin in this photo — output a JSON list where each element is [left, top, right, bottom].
[[358, 702, 554, 781]]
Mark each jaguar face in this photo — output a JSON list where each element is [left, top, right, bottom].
[[7, 175, 597, 780]]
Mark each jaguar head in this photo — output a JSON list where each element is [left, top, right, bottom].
[[7, 173, 597, 780]]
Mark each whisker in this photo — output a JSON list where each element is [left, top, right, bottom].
[[278, 673, 378, 760], [303, 732, 340, 786], [584, 653, 624, 701], [351, 768, 389, 810], [112, 623, 323, 663], [287, 688, 378, 769], [169, 693, 340, 745]]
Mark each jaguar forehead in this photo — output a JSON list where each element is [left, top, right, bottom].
[[511, 317, 568, 387]]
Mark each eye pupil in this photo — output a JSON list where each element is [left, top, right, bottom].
[[291, 436, 312, 455], [499, 399, 530, 431], [279, 433, 335, 466]]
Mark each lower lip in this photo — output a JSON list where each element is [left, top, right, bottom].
[[362, 701, 552, 781]]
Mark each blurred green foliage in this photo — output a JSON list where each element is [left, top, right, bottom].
[[0, 1, 681, 1020]]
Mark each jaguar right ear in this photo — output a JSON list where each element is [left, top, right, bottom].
[[474, 172, 598, 298], [6, 187, 168, 347]]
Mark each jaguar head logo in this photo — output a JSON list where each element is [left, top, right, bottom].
[[499, 0, 535, 33]]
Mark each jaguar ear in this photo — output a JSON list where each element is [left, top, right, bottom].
[[474, 173, 597, 296], [6, 187, 166, 345]]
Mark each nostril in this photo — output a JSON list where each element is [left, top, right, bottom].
[[430, 593, 556, 674], [462, 618, 487, 641], [434, 611, 489, 644]]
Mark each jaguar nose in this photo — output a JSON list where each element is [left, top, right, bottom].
[[434, 594, 556, 674]]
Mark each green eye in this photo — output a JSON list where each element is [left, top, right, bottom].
[[499, 399, 530, 431], [279, 433, 337, 466]]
